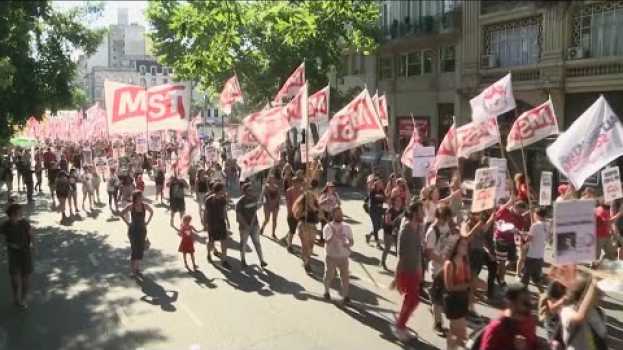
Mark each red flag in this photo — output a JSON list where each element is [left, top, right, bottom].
[[400, 126, 423, 169], [242, 106, 290, 151], [273, 62, 305, 104], [308, 85, 329, 121], [219, 75, 243, 115]]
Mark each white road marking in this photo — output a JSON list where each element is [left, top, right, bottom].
[[179, 302, 204, 327], [357, 261, 380, 289], [88, 253, 98, 266]]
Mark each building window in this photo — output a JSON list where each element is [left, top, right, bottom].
[[379, 56, 393, 80], [423, 50, 433, 73], [163, 67, 169, 76], [163, 78, 168, 84], [139, 65, 146, 74], [151, 77, 157, 86], [572, 1, 623, 57], [214, 109, 219, 118], [150, 66, 157, 75], [484, 16, 542, 68], [407, 52, 421, 77], [440, 46, 456, 72]]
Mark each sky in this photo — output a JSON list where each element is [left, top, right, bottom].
[[53, 1, 149, 28]]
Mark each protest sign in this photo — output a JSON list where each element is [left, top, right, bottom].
[[472, 168, 498, 212], [488, 157, 508, 201], [412, 146, 435, 177], [82, 148, 93, 165], [204, 145, 217, 162], [553, 199, 596, 264], [601, 166, 623, 203], [135, 136, 148, 154], [539, 171, 553, 206], [149, 133, 162, 152]]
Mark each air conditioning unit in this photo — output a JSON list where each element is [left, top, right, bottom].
[[480, 54, 498, 69], [567, 46, 587, 60]]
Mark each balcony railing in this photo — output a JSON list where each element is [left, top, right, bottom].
[[381, 10, 461, 41]]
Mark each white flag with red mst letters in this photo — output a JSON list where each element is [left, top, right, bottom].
[[308, 85, 329, 121], [273, 62, 305, 104], [372, 93, 389, 127], [470, 73, 516, 122], [401, 127, 423, 169], [285, 82, 308, 128], [456, 117, 500, 158], [242, 106, 290, 151], [312, 89, 385, 156], [506, 98, 558, 152], [427, 123, 458, 184], [219, 75, 244, 115], [238, 145, 278, 180]]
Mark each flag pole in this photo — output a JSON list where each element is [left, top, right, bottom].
[[452, 115, 461, 182], [519, 135, 534, 222]]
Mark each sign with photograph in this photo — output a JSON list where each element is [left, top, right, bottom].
[[204, 145, 217, 162], [488, 157, 508, 201], [539, 171, 553, 206], [412, 146, 435, 177], [472, 167, 498, 212], [553, 199, 596, 264], [135, 136, 148, 154], [149, 133, 162, 152], [82, 147, 93, 165], [601, 166, 623, 203]]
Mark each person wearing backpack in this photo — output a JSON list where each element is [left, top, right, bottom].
[[479, 283, 538, 350], [560, 275, 607, 350], [168, 171, 189, 228], [424, 205, 455, 337]]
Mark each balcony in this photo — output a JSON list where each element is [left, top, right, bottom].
[[381, 10, 461, 43]]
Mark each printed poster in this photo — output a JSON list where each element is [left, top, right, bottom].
[[553, 199, 596, 264], [412, 146, 435, 178], [472, 167, 498, 213], [149, 133, 162, 152], [601, 166, 623, 203], [488, 157, 508, 201], [135, 136, 148, 154], [539, 171, 553, 206]]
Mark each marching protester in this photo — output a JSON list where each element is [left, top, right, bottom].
[[318, 182, 340, 241], [392, 201, 425, 341], [293, 190, 320, 273], [365, 178, 385, 248], [323, 206, 353, 304], [81, 165, 95, 212], [154, 165, 166, 204], [285, 175, 304, 253], [442, 235, 471, 350], [68, 168, 80, 215], [168, 171, 188, 228], [106, 167, 120, 215], [120, 190, 154, 277], [236, 182, 267, 268], [260, 174, 280, 239], [196, 169, 209, 219], [521, 207, 548, 291], [381, 196, 404, 271], [55, 171, 71, 221], [494, 198, 529, 287], [1, 204, 35, 309], [204, 182, 231, 269]]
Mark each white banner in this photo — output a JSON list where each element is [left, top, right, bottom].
[[601, 166, 623, 203], [470, 73, 516, 122], [472, 167, 498, 212], [149, 133, 162, 152], [547, 95, 623, 188], [242, 106, 289, 152], [412, 146, 435, 177], [539, 171, 553, 206], [457, 117, 500, 158], [553, 199, 596, 264], [238, 145, 277, 180], [489, 157, 508, 201], [506, 98, 558, 152]]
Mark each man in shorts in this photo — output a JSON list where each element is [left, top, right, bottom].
[[168, 171, 188, 228]]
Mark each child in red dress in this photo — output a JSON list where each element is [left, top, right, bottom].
[[178, 214, 200, 271]]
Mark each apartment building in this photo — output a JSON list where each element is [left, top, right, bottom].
[[335, 0, 623, 180]]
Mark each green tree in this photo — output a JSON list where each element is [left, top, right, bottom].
[[147, 0, 380, 113], [0, 1, 104, 139]]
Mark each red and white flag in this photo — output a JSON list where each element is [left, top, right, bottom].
[[242, 106, 290, 151], [547, 95, 623, 188], [219, 75, 243, 115], [470, 73, 516, 122], [273, 62, 305, 104], [285, 82, 308, 128], [506, 98, 558, 152], [456, 117, 500, 158], [427, 123, 458, 185], [309, 85, 330, 121], [400, 126, 423, 169], [145, 82, 191, 131], [373, 93, 389, 127], [313, 89, 385, 156], [238, 145, 278, 180]]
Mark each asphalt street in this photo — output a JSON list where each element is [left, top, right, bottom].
[[1, 178, 622, 350]]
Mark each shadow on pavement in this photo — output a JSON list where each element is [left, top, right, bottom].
[[136, 275, 179, 312], [0, 225, 175, 350]]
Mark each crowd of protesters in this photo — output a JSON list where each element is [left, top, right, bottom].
[[0, 139, 619, 350]]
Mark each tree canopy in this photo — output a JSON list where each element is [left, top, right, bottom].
[[0, 1, 104, 139], [147, 0, 380, 112]]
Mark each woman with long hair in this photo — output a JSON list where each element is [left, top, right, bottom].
[[381, 196, 404, 270], [366, 178, 385, 247], [560, 275, 607, 350], [120, 191, 153, 276], [318, 182, 340, 243], [260, 174, 281, 239], [442, 235, 471, 350]]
